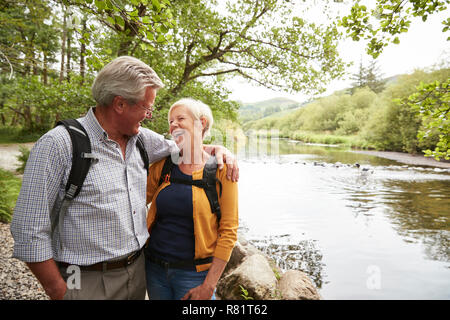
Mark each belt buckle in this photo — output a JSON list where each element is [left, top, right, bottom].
[[127, 251, 137, 265]]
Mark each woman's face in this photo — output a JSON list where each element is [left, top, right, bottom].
[[168, 105, 204, 151]]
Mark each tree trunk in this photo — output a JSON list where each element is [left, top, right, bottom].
[[80, 18, 87, 85], [43, 53, 48, 85], [66, 29, 71, 82], [60, 10, 67, 83]]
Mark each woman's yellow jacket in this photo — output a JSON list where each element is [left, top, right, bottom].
[[146, 158, 238, 272]]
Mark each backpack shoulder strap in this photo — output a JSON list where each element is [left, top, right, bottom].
[[202, 158, 222, 223], [156, 155, 222, 223], [158, 156, 174, 186], [136, 134, 149, 176], [56, 119, 92, 200], [51, 119, 93, 239]]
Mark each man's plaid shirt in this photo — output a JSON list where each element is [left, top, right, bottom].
[[10, 108, 176, 265]]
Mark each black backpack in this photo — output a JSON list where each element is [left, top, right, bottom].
[[51, 119, 149, 235], [157, 156, 222, 223]]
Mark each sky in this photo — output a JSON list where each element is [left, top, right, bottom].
[[226, 4, 449, 104]]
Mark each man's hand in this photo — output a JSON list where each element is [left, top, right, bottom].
[[181, 283, 215, 300], [205, 145, 239, 182], [26, 259, 67, 300]]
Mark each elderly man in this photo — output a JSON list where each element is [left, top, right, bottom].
[[10, 56, 238, 300]]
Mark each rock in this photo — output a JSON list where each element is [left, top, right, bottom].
[[277, 270, 321, 300], [0, 222, 49, 300], [217, 254, 278, 300], [222, 241, 248, 276]]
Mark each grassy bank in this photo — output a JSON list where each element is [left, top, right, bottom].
[[0, 127, 42, 144], [0, 169, 22, 223], [253, 129, 376, 149]]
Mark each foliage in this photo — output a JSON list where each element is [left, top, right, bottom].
[[239, 98, 301, 122], [0, 168, 21, 223], [0, 127, 42, 143], [16, 146, 31, 174], [340, 0, 449, 58], [245, 68, 449, 155], [1, 0, 348, 138], [149, 0, 345, 99], [340, 1, 449, 157], [351, 58, 386, 93], [400, 79, 450, 160], [239, 285, 254, 300], [0, 0, 60, 77], [0, 75, 94, 132], [58, 0, 176, 70]]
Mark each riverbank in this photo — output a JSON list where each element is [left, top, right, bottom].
[[351, 150, 450, 169]]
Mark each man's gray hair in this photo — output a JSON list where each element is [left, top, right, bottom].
[[92, 56, 164, 107]]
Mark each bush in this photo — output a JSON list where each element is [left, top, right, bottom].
[[16, 146, 31, 174], [0, 169, 21, 223]]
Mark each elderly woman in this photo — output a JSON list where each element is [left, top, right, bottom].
[[144, 98, 238, 300]]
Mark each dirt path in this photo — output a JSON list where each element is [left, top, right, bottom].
[[0, 143, 35, 173]]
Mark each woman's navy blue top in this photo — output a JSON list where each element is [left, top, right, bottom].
[[147, 165, 195, 262]]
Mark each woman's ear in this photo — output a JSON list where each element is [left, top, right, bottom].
[[200, 116, 207, 130]]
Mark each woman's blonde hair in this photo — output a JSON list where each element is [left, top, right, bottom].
[[168, 98, 214, 138]]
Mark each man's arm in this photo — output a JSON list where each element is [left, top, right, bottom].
[[139, 128, 239, 181], [10, 131, 70, 299], [27, 259, 67, 300], [204, 144, 239, 182]]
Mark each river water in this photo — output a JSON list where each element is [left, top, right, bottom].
[[237, 139, 450, 299]]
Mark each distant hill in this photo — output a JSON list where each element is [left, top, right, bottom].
[[239, 97, 302, 122]]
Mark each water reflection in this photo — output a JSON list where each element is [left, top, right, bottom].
[[381, 179, 450, 263], [238, 138, 450, 298]]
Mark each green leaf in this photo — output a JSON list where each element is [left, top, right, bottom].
[[152, 0, 161, 12], [106, 16, 115, 25], [115, 15, 125, 28], [95, 0, 106, 11], [156, 34, 165, 43]]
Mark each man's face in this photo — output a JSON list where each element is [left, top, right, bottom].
[[121, 87, 156, 137]]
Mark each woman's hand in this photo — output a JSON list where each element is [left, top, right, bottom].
[[181, 282, 215, 300]]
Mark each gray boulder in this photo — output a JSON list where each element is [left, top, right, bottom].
[[277, 270, 321, 300], [217, 254, 278, 300]]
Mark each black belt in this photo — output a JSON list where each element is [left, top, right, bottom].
[[146, 254, 213, 270], [57, 249, 142, 272]]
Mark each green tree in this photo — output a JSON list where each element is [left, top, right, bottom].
[[351, 58, 386, 93], [64, 0, 176, 70], [340, 0, 449, 58], [136, 0, 346, 132], [0, 0, 60, 78], [402, 79, 449, 160], [341, 0, 449, 158]]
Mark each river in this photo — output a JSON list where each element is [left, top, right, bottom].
[[237, 139, 450, 299]]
